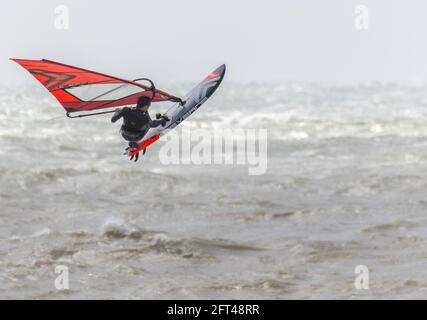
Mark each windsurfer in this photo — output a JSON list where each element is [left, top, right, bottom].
[[111, 96, 169, 161]]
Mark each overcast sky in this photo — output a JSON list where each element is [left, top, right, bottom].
[[1, 0, 427, 86]]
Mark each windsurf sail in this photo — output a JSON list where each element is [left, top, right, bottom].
[[11, 59, 181, 115]]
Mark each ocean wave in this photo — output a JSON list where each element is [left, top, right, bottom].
[[3, 83, 427, 142]]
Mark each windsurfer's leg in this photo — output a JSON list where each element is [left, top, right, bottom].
[[128, 141, 138, 149], [129, 150, 139, 162]]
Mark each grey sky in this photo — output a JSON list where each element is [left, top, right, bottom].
[[1, 0, 427, 85]]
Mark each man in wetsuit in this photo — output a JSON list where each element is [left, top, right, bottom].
[[111, 96, 169, 161]]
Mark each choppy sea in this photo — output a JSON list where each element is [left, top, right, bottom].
[[1, 82, 427, 299]]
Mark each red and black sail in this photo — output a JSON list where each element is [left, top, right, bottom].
[[11, 59, 179, 113]]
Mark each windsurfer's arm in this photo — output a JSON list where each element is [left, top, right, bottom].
[[111, 107, 127, 123], [150, 113, 169, 127]]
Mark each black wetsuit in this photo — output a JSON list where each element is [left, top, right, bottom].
[[111, 107, 164, 142]]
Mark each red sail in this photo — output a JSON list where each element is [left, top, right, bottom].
[[11, 59, 178, 113]]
